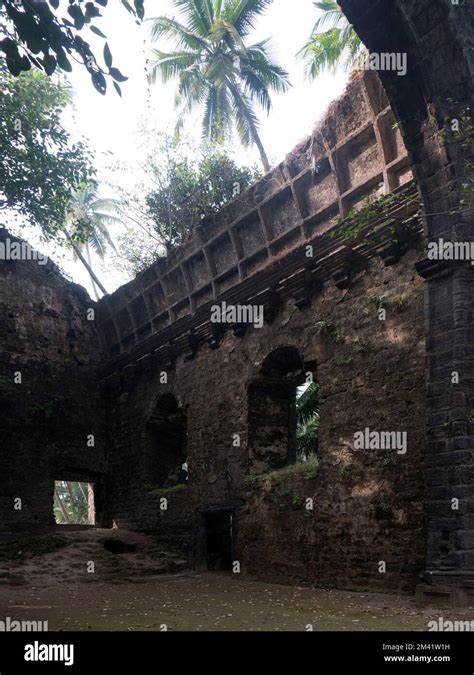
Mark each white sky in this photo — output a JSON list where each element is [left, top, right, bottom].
[[13, 0, 349, 296]]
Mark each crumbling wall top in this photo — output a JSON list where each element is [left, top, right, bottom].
[[97, 69, 413, 361]]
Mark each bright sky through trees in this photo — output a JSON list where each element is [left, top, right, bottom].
[[10, 0, 348, 296]]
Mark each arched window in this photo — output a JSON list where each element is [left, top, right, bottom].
[[248, 347, 314, 473], [146, 394, 187, 488]]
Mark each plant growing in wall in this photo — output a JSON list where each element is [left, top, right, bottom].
[[352, 336, 371, 353], [315, 320, 343, 343], [441, 101, 474, 216], [0, 375, 14, 405], [331, 189, 416, 243], [111, 130, 261, 275]]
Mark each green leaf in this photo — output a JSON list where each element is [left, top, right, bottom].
[[42, 53, 57, 76], [91, 69, 107, 94], [109, 67, 128, 82], [6, 54, 23, 77], [56, 48, 72, 72], [90, 25, 107, 38], [103, 42, 112, 68], [19, 55, 31, 72], [85, 3, 101, 21], [121, 0, 134, 14], [67, 5, 85, 30], [134, 0, 145, 20]]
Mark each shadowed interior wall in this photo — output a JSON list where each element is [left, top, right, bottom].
[[1, 0, 473, 601], [339, 0, 474, 603], [103, 245, 426, 592], [93, 69, 427, 591], [0, 230, 106, 531]]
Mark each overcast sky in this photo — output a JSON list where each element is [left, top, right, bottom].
[[14, 0, 349, 296]]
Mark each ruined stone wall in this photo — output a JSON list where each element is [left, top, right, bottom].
[[104, 245, 426, 592], [237, 251, 426, 592], [96, 70, 412, 366], [340, 0, 474, 605], [0, 0, 470, 604], [0, 230, 105, 532], [99, 70, 427, 592]]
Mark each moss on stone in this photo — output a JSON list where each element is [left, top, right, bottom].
[[148, 484, 187, 497]]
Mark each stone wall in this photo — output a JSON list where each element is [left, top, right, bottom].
[[97, 69, 428, 592], [340, 0, 474, 606], [104, 245, 426, 592], [0, 0, 471, 605], [0, 229, 106, 532], [96, 69, 412, 366]]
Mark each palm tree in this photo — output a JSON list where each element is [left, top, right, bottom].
[[148, 0, 291, 173], [298, 1, 365, 81], [64, 182, 121, 299], [296, 382, 320, 461]]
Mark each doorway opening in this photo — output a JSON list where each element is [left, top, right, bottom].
[[54, 480, 95, 525], [203, 510, 234, 571]]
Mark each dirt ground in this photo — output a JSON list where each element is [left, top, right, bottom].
[[1, 530, 472, 632], [1, 572, 473, 632]]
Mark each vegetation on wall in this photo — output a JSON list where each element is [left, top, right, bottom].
[[441, 101, 474, 216], [112, 130, 261, 275], [332, 188, 417, 242]]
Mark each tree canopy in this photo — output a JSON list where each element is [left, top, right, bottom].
[[0, 65, 95, 241], [298, 1, 364, 80], [0, 0, 143, 94], [112, 130, 261, 276], [149, 0, 290, 172]]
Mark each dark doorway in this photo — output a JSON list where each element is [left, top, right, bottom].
[[204, 510, 233, 571]]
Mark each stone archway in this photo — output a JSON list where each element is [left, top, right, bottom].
[[247, 346, 307, 473], [145, 393, 188, 489]]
